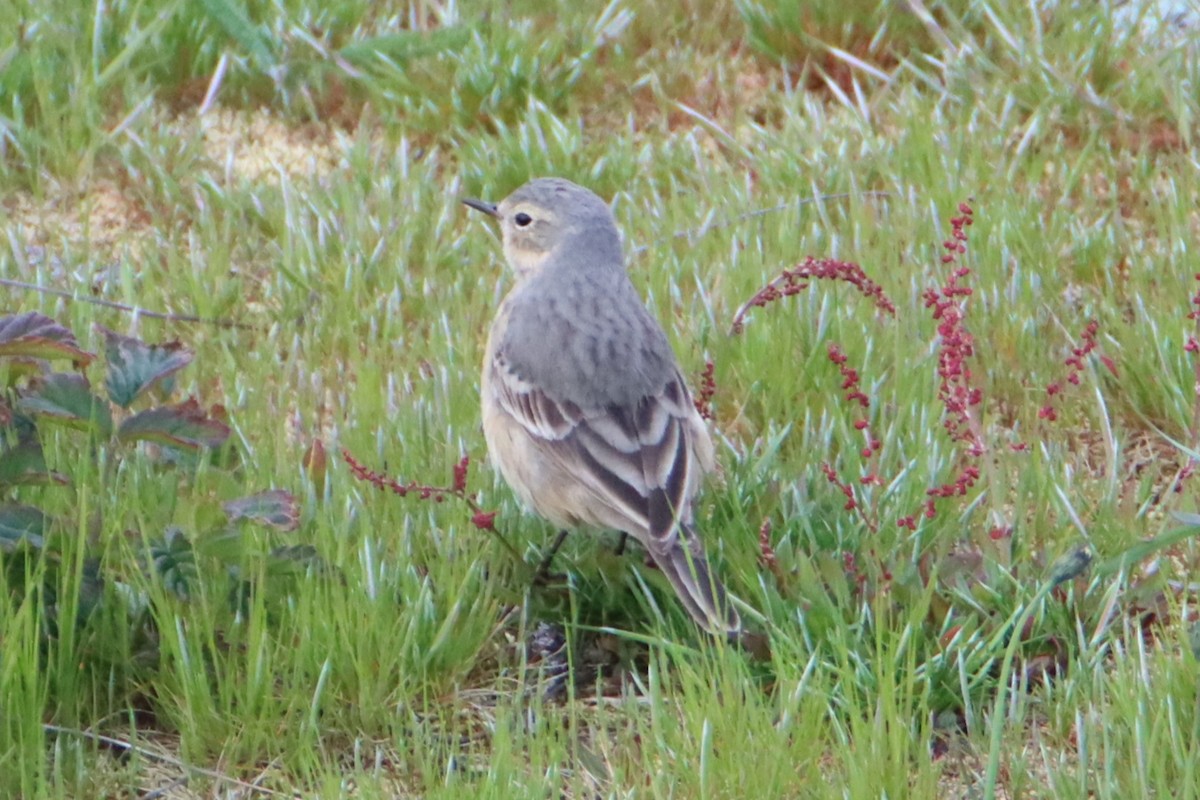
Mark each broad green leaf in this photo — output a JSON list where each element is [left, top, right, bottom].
[[269, 544, 324, 576], [195, 0, 276, 69], [0, 417, 68, 487], [17, 372, 113, 436], [117, 397, 230, 449], [338, 27, 471, 68], [150, 526, 196, 600], [0, 312, 94, 364], [99, 326, 193, 408], [0, 504, 46, 551], [196, 525, 249, 565], [78, 558, 107, 620], [223, 489, 299, 531], [1, 357, 49, 387]]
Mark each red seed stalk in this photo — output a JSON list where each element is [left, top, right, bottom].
[[1038, 320, 1113, 423], [823, 343, 884, 531], [342, 450, 503, 537], [1178, 274, 1200, 492], [827, 343, 882, 471], [757, 517, 793, 589], [899, 203, 986, 531], [694, 360, 717, 421], [731, 256, 896, 335], [922, 204, 983, 455]]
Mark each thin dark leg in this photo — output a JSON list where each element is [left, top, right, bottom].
[[532, 529, 570, 585], [613, 532, 629, 557]]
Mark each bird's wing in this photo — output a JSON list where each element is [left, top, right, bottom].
[[489, 351, 698, 533], [488, 350, 738, 633]]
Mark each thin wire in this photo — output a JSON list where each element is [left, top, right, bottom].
[[0, 278, 251, 329]]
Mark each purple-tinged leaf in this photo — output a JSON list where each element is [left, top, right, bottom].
[[0, 313, 94, 364], [0, 504, 47, 551], [223, 489, 299, 531], [117, 397, 230, 450], [17, 372, 113, 436], [98, 326, 193, 408]]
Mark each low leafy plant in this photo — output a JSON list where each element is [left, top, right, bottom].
[[0, 311, 302, 671], [1, 313, 232, 521]]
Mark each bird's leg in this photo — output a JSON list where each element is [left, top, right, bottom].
[[532, 530, 570, 586], [611, 531, 654, 568]]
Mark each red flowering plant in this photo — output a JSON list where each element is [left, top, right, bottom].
[[728, 199, 1200, 713]]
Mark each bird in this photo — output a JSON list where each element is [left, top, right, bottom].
[[463, 177, 741, 637]]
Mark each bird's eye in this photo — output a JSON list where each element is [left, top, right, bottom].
[[514, 212, 533, 227]]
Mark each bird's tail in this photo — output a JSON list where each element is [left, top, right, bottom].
[[654, 539, 742, 637]]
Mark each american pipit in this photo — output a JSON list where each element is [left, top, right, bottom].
[[464, 177, 741, 636]]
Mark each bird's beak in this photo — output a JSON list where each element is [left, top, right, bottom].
[[462, 198, 499, 217]]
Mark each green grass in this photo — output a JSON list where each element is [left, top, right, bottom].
[[3, 0, 1200, 796]]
